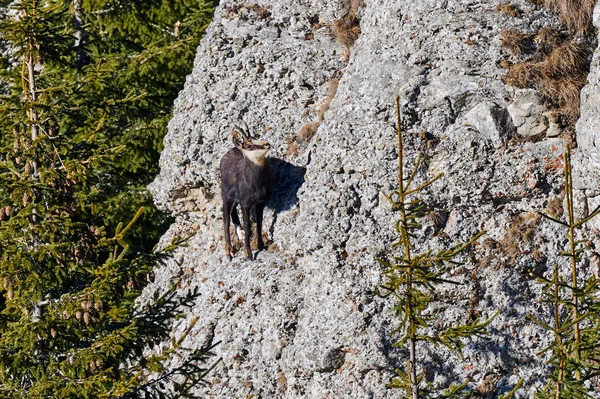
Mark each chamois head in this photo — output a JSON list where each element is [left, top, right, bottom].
[[231, 127, 271, 166]]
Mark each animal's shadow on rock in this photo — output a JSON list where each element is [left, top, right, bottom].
[[266, 158, 306, 234]]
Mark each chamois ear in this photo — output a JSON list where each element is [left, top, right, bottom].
[[231, 128, 244, 149]]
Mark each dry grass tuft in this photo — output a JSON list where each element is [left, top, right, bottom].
[[285, 142, 299, 157], [332, 14, 361, 48], [540, 41, 588, 78], [477, 213, 542, 269], [534, 27, 565, 55], [317, 78, 340, 121], [546, 193, 565, 218], [538, 76, 586, 121], [296, 122, 321, 143], [505, 61, 542, 87], [501, 29, 535, 55], [499, 59, 513, 69], [341, 0, 365, 15], [497, 2, 522, 17], [502, 213, 542, 266], [223, 3, 271, 21], [543, 0, 595, 33], [503, 13, 592, 132], [286, 77, 340, 157]]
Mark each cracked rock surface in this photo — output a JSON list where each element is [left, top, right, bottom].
[[145, 0, 600, 397]]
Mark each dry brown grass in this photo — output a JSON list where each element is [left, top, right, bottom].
[[286, 78, 340, 156], [503, 19, 591, 131], [331, 1, 364, 55], [546, 193, 565, 218], [502, 213, 542, 266], [540, 41, 588, 77], [543, 0, 595, 33], [317, 78, 340, 121], [478, 213, 542, 269], [296, 122, 321, 143], [223, 3, 271, 21], [497, 2, 522, 17], [501, 29, 535, 55], [538, 76, 585, 121], [341, 0, 365, 15], [285, 142, 299, 157], [499, 59, 513, 70], [505, 61, 542, 88], [534, 27, 565, 56], [332, 14, 361, 48]]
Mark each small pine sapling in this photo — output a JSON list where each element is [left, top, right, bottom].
[[529, 144, 600, 399], [379, 96, 498, 399]]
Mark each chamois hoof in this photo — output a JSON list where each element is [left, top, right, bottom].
[[225, 244, 235, 261], [244, 247, 253, 260], [253, 238, 265, 251]]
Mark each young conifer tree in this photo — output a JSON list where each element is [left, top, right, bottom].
[[379, 96, 503, 399], [0, 0, 215, 397], [530, 145, 600, 399]]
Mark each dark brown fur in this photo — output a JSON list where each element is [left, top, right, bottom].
[[220, 142, 273, 260]]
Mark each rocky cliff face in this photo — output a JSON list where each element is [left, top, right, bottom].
[[146, 0, 600, 397]]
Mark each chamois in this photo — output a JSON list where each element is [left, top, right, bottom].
[[220, 127, 273, 260]]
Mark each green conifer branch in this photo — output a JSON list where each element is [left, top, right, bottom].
[[380, 96, 490, 398]]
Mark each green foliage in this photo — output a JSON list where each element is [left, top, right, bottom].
[[0, 0, 215, 397], [498, 378, 524, 399], [530, 145, 600, 399], [379, 96, 493, 399]]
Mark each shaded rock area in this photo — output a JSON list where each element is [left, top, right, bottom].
[[145, 0, 600, 397]]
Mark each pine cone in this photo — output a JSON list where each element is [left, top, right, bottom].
[[94, 300, 103, 311], [75, 310, 83, 320], [24, 161, 32, 176], [83, 311, 90, 325], [50, 328, 57, 338], [89, 361, 97, 373], [15, 156, 22, 165], [81, 300, 92, 309], [63, 310, 70, 320], [0, 208, 5, 220], [23, 193, 31, 207], [7, 289, 13, 300], [5, 206, 11, 216]]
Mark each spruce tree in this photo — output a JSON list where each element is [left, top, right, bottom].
[[529, 145, 600, 399], [379, 97, 502, 398], [0, 0, 215, 397]]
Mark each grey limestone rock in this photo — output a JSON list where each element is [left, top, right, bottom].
[[507, 89, 548, 138]]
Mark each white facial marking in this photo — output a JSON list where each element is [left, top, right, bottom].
[[241, 141, 270, 166]]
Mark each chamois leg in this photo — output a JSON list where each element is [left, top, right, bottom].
[[223, 199, 233, 260], [231, 206, 243, 242], [241, 206, 253, 260], [255, 204, 265, 251]]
